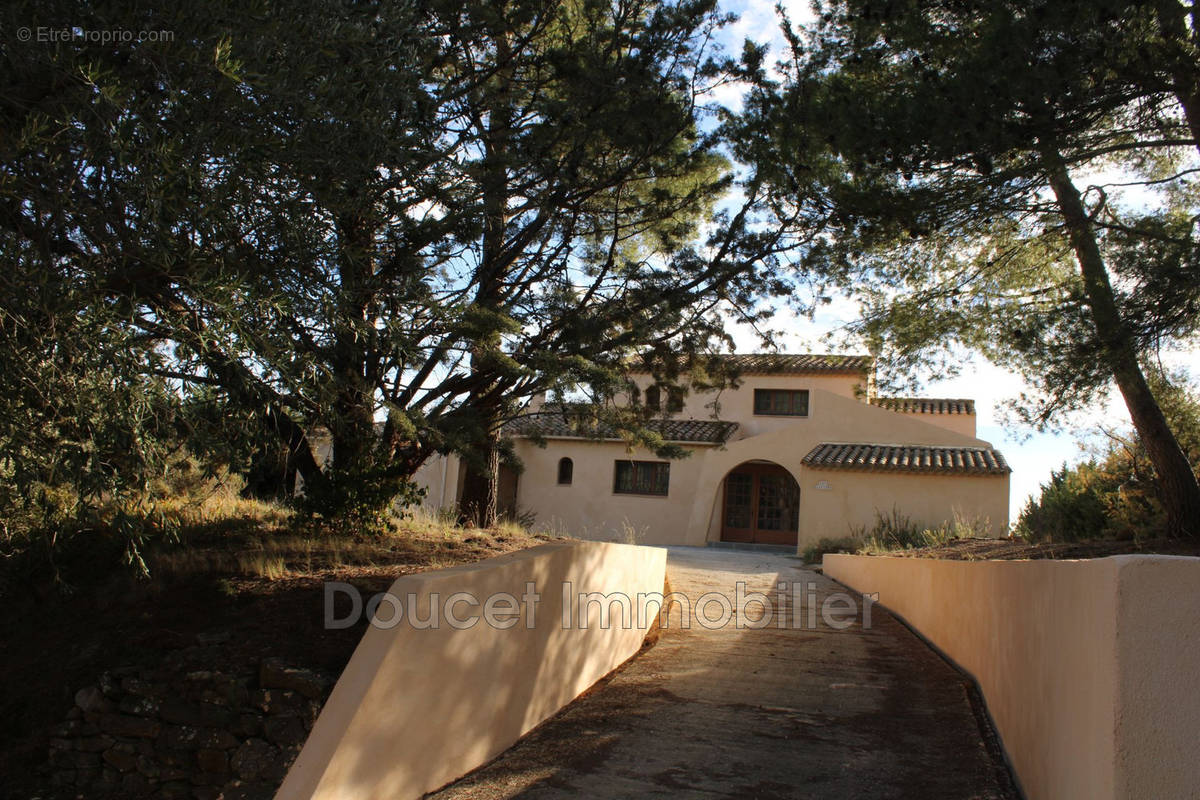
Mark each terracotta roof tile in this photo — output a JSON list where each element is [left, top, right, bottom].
[[802, 443, 1010, 475], [871, 397, 976, 415], [629, 353, 874, 376], [506, 413, 738, 444]]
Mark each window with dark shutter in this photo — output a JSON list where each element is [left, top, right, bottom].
[[613, 460, 669, 496], [752, 389, 809, 416], [557, 457, 573, 485]]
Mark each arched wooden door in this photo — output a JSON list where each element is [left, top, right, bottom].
[[720, 463, 800, 545]]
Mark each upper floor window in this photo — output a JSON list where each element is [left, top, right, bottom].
[[754, 388, 809, 417], [613, 460, 670, 496], [557, 457, 573, 485], [644, 384, 684, 412]]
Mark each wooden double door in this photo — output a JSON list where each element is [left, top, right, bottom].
[[720, 463, 800, 545]]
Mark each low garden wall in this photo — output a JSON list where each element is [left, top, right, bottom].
[[824, 553, 1200, 800], [277, 540, 667, 800]]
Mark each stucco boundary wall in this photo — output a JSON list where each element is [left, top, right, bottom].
[[823, 553, 1200, 800], [277, 541, 667, 800]]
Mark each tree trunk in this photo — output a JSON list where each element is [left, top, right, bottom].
[[1042, 144, 1200, 537], [459, 428, 500, 528], [457, 25, 513, 530], [330, 212, 378, 482]]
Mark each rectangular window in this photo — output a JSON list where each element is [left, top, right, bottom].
[[667, 386, 685, 412], [613, 460, 670, 496], [753, 389, 809, 416]]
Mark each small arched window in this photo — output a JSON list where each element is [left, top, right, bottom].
[[557, 457, 574, 485]]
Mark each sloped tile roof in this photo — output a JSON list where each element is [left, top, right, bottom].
[[629, 353, 874, 376], [871, 397, 976, 415], [802, 443, 1011, 475], [506, 412, 738, 444]]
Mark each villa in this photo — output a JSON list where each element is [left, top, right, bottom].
[[414, 354, 1011, 550]]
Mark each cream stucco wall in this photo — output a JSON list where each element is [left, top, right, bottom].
[[513, 438, 716, 545], [683, 389, 1009, 546], [797, 468, 1008, 541], [822, 554, 1200, 800], [892, 408, 976, 437], [409, 452, 460, 513], [623, 372, 866, 437], [510, 388, 1009, 548], [278, 541, 667, 800]]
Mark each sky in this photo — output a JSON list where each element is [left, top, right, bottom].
[[708, 0, 1197, 523]]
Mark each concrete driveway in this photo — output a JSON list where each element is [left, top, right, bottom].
[[428, 547, 1017, 799]]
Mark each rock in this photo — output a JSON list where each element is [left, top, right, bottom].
[[51, 719, 99, 737], [49, 769, 75, 789], [195, 748, 228, 775], [73, 766, 100, 786], [161, 724, 239, 751], [159, 779, 194, 798], [75, 685, 115, 714], [160, 699, 204, 727], [119, 694, 161, 717], [160, 725, 201, 751], [259, 659, 330, 700], [135, 753, 161, 778], [198, 703, 234, 728], [98, 713, 161, 739], [232, 713, 264, 739], [264, 715, 306, 747], [121, 771, 153, 797], [220, 780, 276, 800], [200, 679, 251, 707], [196, 631, 231, 645], [199, 728, 239, 750], [122, 677, 168, 698], [230, 739, 278, 782], [49, 749, 100, 769], [102, 745, 138, 773], [76, 735, 115, 752], [254, 689, 305, 715]]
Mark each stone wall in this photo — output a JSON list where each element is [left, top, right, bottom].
[[45, 654, 333, 799]]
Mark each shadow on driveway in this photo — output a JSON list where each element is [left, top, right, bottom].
[[427, 547, 1018, 799]]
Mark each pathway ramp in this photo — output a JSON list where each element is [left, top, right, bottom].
[[429, 547, 1015, 799]]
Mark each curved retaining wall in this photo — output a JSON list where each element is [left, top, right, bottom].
[[277, 541, 666, 800], [824, 553, 1200, 800]]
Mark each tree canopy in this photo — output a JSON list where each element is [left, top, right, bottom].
[[751, 0, 1200, 534], [1, 0, 814, 536]]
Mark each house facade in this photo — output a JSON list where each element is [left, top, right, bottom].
[[413, 354, 1011, 550]]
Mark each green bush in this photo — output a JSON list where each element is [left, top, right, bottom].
[[854, 506, 926, 551], [1014, 463, 1112, 543], [1016, 369, 1199, 543], [801, 535, 863, 564]]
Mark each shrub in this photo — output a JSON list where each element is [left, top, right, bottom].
[[801, 536, 862, 564], [854, 506, 926, 552], [1014, 463, 1112, 543]]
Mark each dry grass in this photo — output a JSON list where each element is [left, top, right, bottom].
[[143, 479, 557, 586]]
